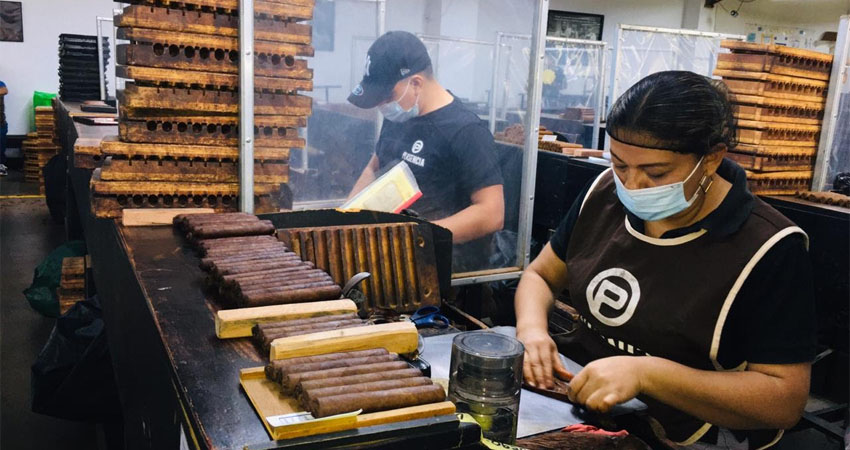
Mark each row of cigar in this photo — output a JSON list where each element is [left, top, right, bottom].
[[175, 212, 342, 307], [265, 349, 446, 418], [252, 313, 366, 353]]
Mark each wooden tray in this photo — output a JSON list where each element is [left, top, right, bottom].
[[726, 151, 814, 172], [239, 367, 455, 441], [117, 27, 315, 58], [100, 157, 289, 184], [736, 120, 820, 147], [720, 40, 832, 81], [716, 69, 828, 103], [117, 65, 313, 93], [119, 119, 304, 148], [731, 94, 823, 125], [118, 83, 312, 116], [745, 170, 812, 196], [278, 223, 441, 313], [119, 0, 315, 21], [90, 169, 280, 218], [100, 136, 290, 162], [117, 42, 313, 79], [117, 5, 311, 45]]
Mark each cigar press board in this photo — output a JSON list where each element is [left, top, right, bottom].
[[215, 299, 359, 339], [239, 367, 456, 440]]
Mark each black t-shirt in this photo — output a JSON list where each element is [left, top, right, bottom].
[[549, 159, 817, 366], [374, 96, 504, 271]]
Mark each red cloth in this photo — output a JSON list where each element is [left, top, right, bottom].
[[561, 424, 629, 437]]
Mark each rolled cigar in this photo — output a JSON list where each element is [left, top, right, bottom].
[[259, 321, 366, 352], [281, 355, 400, 389], [201, 243, 286, 257], [198, 235, 278, 248], [296, 368, 423, 395], [189, 220, 275, 239], [215, 258, 307, 276], [185, 217, 264, 232], [255, 313, 360, 332], [225, 267, 322, 285], [311, 384, 446, 418], [233, 272, 332, 291], [301, 377, 433, 409], [175, 212, 256, 228], [239, 284, 343, 307], [266, 349, 388, 374], [240, 280, 338, 297], [281, 361, 410, 393], [266, 323, 367, 342], [200, 250, 294, 269]]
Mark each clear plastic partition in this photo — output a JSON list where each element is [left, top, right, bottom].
[[813, 16, 850, 192], [417, 35, 495, 117], [612, 25, 745, 115], [540, 38, 606, 149]]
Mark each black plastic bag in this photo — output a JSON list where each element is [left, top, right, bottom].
[[31, 295, 122, 422], [43, 153, 67, 224]]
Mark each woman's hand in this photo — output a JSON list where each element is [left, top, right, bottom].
[[516, 327, 572, 389], [568, 356, 645, 413]]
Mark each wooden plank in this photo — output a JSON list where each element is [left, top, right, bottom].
[[119, 120, 304, 148], [721, 39, 834, 62], [100, 135, 291, 161], [118, 83, 312, 116], [123, 207, 215, 226], [269, 322, 419, 360], [117, 27, 315, 58], [117, 65, 313, 92], [116, 5, 311, 45], [120, 0, 314, 21], [214, 299, 358, 338], [117, 43, 313, 79], [100, 157, 289, 184]]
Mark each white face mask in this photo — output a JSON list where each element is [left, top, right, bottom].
[[378, 79, 420, 122], [613, 156, 706, 222]]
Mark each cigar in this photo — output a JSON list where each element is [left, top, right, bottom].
[[233, 272, 333, 291], [219, 265, 317, 286], [259, 322, 367, 352], [256, 318, 363, 339], [310, 384, 446, 418], [197, 235, 279, 248], [239, 284, 342, 307], [214, 257, 307, 276], [280, 354, 400, 389], [300, 377, 433, 410], [281, 361, 410, 393], [265, 348, 389, 380], [188, 220, 276, 239], [255, 313, 360, 332], [201, 243, 285, 257], [295, 368, 423, 395], [200, 251, 295, 269]]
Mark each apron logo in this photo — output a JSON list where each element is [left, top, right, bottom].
[[586, 268, 640, 327], [411, 140, 424, 154]]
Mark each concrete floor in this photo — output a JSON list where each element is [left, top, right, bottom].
[[1, 169, 100, 449]]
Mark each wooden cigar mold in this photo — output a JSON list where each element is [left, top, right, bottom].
[[794, 191, 850, 208], [118, 83, 312, 116], [744, 170, 813, 196], [277, 223, 440, 313], [118, 116, 304, 147], [731, 94, 823, 126], [59, 256, 87, 314], [117, 0, 316, 22], [718, 40, 833, 81], [715, 69, 828, 103]]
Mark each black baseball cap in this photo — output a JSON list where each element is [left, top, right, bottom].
[[347, 31, 432, 109]]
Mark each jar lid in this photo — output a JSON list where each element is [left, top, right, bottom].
[[452, 331, 524, 371]]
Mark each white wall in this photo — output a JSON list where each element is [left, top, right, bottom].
[[712, 0, 850, 53], [0, 0, 116, 135]]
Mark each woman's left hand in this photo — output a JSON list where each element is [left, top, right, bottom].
[[568, 356, 647, 413]]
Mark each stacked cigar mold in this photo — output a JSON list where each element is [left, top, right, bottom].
[[715, 40, 833, 195], [90, 0, 315, 218], [265, 349, 445, 418], [174, 212, 342, 308]]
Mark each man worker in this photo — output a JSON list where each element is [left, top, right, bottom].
[[347, 31, 504, 272]]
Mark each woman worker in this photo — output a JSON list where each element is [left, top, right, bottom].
[[515, 71, 816, 449]]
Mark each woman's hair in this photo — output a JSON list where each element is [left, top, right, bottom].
[[606, 71, 737, 155]]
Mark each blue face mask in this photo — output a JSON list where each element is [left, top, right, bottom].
[[613, 157, 706, 222], [378, 80, 420, 122]]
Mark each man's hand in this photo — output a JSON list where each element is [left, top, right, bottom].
[[517, 327, 571, 389], [568, 356, 644, 413], [432, 184, 503, 243]]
